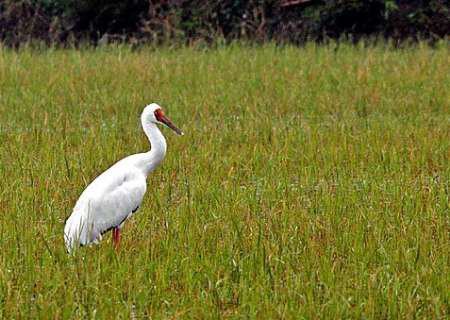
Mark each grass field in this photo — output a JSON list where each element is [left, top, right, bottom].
[[0, 42, 448, 319]]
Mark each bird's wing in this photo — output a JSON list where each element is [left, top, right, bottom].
[[89, 171, 147, 234], [67, 166, 147, 246]]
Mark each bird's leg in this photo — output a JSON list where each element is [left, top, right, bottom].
[[112, 227, 120, 249]]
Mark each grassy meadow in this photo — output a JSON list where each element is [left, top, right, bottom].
[[0, 43, 449, 318]]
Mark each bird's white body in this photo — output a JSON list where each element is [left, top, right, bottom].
[[64, 103, 180, 253]]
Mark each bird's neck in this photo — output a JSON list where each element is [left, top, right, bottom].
[[138, 122, 167, 176]]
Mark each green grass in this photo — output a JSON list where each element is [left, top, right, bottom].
[[0, 42, 449, 319]]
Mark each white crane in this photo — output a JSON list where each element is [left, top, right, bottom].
[[64, 103, 183, 253]]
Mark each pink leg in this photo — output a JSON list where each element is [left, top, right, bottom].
[[112, 227, 120, 249]]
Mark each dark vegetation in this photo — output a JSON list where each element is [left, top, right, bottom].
[[0, 0, 449, 47]]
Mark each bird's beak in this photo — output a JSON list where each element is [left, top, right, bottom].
[[159, 115, 184, 136]]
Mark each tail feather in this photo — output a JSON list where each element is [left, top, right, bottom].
[[64, 210, 100, 253]]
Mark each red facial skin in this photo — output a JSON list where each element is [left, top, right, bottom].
[[154, 108, 165, 122]]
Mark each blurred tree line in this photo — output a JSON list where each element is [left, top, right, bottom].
[[0, 0, 448, 47]]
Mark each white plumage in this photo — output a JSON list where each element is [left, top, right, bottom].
[[64, 103, 183, 253]]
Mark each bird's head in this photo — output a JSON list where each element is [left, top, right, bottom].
[[142, 103, 184, 136]]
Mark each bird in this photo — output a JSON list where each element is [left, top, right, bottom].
[[64, 103, 183, 253]]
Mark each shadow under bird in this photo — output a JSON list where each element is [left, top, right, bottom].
[[64, 103, 183, 253]]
